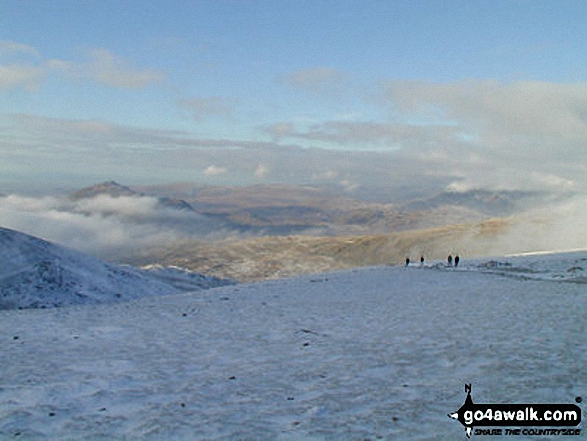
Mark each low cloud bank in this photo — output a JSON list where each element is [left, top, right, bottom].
[[0, 191, 585, 264], [0, 194, 224, 259], [447, 195, 587, 258]]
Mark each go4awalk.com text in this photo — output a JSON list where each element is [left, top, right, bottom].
[[448, 384, 582, 437]]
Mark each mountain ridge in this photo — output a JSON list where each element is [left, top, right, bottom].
[[0, 227, 232, 310]]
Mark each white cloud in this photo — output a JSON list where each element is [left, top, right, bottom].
[[381, 79, 587, 154], [0, 193, 219, 258], [74, 194, 161, 217], [80, 48, 165, 89], [260, 79, 587, 193], [340, 180, 360, 192], [445, 182, 469, 193], [0, 64, 45, 90], [204, 165, 228, 176], [254, 164, 269, 178], [268, 120, 455, 149], [451, 195, 587, 257], [4, 73, 587, 201], [311, 170, 338, 180], [0, 112, 487, 199], [0, 40, 39, 57], [0, 43, 165, 91]]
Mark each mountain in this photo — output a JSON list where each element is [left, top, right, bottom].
[[398, 189, 547, 216], [136, 183, 492, 235], [1, 252, 584, 439], [70, 181, 194, 212], [69, 180, 137, 200], [121, 218, 516, 282], [0, 227, 232, 310], [136, 183, 552, 236]]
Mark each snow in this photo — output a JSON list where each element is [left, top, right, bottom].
[[455, 251, 587, 283], [1, 250, 586, 439], [140, 265, 233, 291], [0, 227, 232, 310]]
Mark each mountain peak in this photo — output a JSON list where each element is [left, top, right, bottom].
[[68, 182, 194, 211], [69, 181, 138, 200]]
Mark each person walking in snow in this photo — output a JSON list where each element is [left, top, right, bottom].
[[420, 256, 424, 266], [405, 257, 410, 267], [447, 254, 453, 267], [454, 255, 460, 268]]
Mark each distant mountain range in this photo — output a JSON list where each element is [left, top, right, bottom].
[[59, 181, 562, 282], [3, 181, 564, 285], [136, 182, 551, 235], [70, 181, 552, 236], [397, 189, 548, 216], [0, 227, 233, 310]]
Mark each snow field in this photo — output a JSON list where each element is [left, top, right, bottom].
[[1, 258, 586, 439]]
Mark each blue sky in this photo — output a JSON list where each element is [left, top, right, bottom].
[[1, 0, 587, 194]]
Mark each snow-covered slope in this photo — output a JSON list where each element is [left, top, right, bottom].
[[476, 251, 587, 282], [0, 227, 232, 310], [0, 252, 585, 439], [141, 264, 234, 291]]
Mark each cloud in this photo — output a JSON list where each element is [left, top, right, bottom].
[[284, 67, 348, 92], [254, 164, 269, 178], [265, 120, 458, 149], [448, 195, 587, 257], [1, 113, 300, 154], [0, 64, 45, 90], [339, 180, 360, 192], [257, 79, 587, 194], [261, 122, 296, 142], [177, 96, 235, 121], [78, 48, 165, 89], [3, 75, 587, 203], [0, 113, 187, 152], [0, 112, 469, 199], [0, 193, 221, 258], [204, 165, 228, 176], [0, 42, 165, 91], [74, 194, 162, 218], [311, 170, 339, 180], [0, 40, 39, 57], [381, 79, 587, 154], [2, 41, 585, 198]]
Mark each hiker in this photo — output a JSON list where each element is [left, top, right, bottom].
[[405, 257, 410, 267], [448, 254, 453, 267], [420, 256, 424, 266], [454, 255, 460, 268]]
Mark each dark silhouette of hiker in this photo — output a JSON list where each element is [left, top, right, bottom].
[[454, 255, 460, 268], [420, 256, 424, 266], [405, 257, 410, 267], [448, 255, 453, 267]]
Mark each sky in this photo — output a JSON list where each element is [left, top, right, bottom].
[[1, 0, 587, 196]]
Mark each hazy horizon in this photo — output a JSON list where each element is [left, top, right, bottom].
[[2, 1, 587, 196]]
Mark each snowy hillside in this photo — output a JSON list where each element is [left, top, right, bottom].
[[1, 251, 585, 439], [0, 227, 232, 310], [433, 251, 587, 283]]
